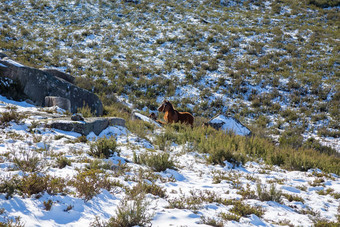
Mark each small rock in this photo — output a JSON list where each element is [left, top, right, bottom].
[[25, 99, 35, 105], [71, 113, 84, 121]]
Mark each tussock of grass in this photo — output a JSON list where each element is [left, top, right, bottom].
[[89, 136, 119, 159], [127, 181, 166, 199], [133, 151, 176, 172], [256, 184, 283, 203], [91, 196, 152, 227], [71, 169, 119, 201], [0, 109, 26, 126], [230, 200, 265, 217]]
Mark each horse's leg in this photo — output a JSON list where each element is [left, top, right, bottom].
[[156, 120, 167, 125]]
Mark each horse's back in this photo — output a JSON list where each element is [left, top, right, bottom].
[[178, 111, 194, 126]]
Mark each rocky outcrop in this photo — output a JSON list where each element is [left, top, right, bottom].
[[0, 58, 103, 116], [47, 117, 125, 136], [205, 114, 252, 136], [40, 68, 75, 84]]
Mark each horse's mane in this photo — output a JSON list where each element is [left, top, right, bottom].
[[166, 101, 176, 112]]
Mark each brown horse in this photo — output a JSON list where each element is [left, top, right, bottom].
[[157, 100, 194, 127]]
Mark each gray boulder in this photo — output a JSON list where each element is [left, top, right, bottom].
[[40, 68, 75, 84], [45, 96, 71, 112], [0, 58, 103, 116], [48, 117, 125, 136]]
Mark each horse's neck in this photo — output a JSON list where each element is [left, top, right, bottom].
[[168, 106, 177, 116], [164, 106, 178, 122]]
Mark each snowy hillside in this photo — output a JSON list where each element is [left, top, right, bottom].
[[0, 0, 340, 226], [0, 0, 339, 149], [0, 95, 339, 226]]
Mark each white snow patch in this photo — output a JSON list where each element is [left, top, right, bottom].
[[210, 115, 251, 136], [3, 59, 24, 67]]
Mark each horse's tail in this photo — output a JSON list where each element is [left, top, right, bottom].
[[189, 114, 194, 128]]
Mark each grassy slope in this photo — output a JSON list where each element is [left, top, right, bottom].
[[0, 0, 339, 144]]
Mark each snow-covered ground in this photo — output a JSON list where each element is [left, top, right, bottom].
[[0, 0, 338, 150], [0, 95, 339, 226], [0, 0, 339, 225]]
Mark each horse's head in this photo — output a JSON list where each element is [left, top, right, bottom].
[[158, 100, 172, 112]]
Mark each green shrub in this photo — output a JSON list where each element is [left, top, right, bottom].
[[71, 169, 115, 201], [0, 216, 25, 227], [0, 109, 25, 126], [105, 197, 152, 227], [283, 193, 305, 203], [134, 151, 175, 172], [74, 135, 88, 143], [317, 127, 340, 139], [0, 174, 69, 198], [197, 132, 246, 166], [279, 130, 304, 149], [89, 136, 119, 159], [45, 176, 69, 196], [0, 176, 20, 199], [200, 216, 224, 227], [220, 212, 241, 222], [77, 105, 93, 118], [303, 138, 338, 156], [55, 156, 71, 169], [313, 219, 340, 227], [237, 184, 258, 199], [153, 127, 179, 151], [256, 184, 283, 203], [10, 147, 43, 172], [126, 119, 153, 141], [127, 181, 166, 199], [155, 121, 340, 175], [167, 194, 203, 210], [308, 0, 340, 8], [20, 173, 47, 197], [43, 199, 53, 211], [229, 200, 265, 218], [207, 147, 239, 166]]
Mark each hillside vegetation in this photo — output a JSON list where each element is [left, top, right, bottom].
[[0, 0, 339, 149], [0, 1, 340, 225]]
